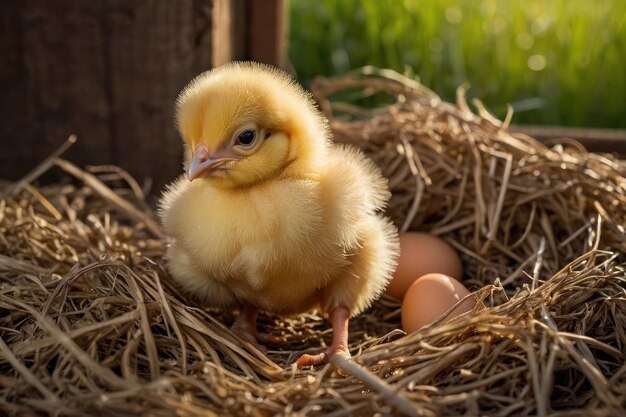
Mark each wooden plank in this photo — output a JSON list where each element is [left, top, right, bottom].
[[100, 0, 215, 190], [230, 0, 248, 60], [0, 0, 227, 190], [0, 1, 113, 182], [212, 0, 235, 67], [510, 125, 626, 155], [247, 0, 286, 68]]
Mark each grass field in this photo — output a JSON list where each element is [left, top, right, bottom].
[[288, 0, 626, 128]]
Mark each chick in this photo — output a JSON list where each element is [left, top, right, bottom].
[[159, 62, 398, 367]]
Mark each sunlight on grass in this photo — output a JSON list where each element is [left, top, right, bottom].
[[288, 0, 626, 128]]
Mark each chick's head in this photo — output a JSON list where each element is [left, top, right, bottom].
[[176, 62, 329, 188]]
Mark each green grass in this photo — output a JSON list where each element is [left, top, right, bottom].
[[288, 0, 626, 128]]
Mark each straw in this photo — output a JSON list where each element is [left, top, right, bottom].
[[1, 68, 624, 416]]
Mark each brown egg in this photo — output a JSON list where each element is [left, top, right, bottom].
[[386, 232, 463, 300], [401, 273, 476, 333]]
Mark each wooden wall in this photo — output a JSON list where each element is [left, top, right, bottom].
[[0, 0, 285, 190]]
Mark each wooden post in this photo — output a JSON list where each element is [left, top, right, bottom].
[[247, 0, 286, 68]]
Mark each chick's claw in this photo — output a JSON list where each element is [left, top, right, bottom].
[[296, 345, 350, 368], [257, 332, 285, 346]]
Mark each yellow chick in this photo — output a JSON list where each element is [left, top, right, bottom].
[[159, 62, 398, 367]]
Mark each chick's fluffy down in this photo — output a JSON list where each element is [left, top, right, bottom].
[[160, 142, 398, 317]]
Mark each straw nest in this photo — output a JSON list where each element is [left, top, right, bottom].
[[1, 68, 625, 417]]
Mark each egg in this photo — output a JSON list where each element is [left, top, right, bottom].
[[386, 232, 463, 300], [401, 273, 477, 333]]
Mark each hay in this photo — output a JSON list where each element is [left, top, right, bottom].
[[1, 68, 625, 416]]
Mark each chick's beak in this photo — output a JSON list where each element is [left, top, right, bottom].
[[187, 144, 238, 181]]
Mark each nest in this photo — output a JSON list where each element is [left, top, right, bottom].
[[1, 69, 625, 416]]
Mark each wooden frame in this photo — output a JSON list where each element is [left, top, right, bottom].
[[511, 126, 626, 156]]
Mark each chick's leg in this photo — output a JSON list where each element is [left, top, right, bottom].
[[296, 306, 350, 368], [231, 304, 283, 353]]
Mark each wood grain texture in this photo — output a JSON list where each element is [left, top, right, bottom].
[[247, 0, 285, 68], [0, 0, 219, 189]]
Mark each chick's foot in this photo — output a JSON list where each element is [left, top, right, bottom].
[[295, 344, 350, 368], [296, 306, 350, 368], [232, 304, 283, 353]]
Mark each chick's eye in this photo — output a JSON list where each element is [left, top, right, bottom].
[[236, 129, 256, 146]]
